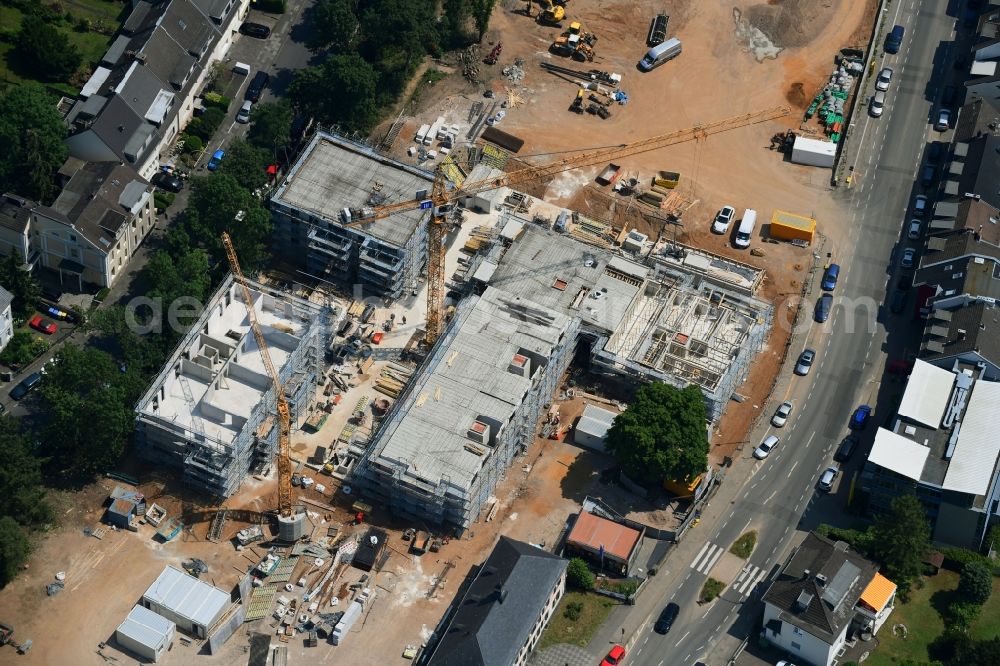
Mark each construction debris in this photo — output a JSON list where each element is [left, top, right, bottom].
[[502, 64, 524, 82]]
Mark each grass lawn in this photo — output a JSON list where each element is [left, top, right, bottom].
[[537, 591, 618, 650], [867, 571, 1000, 666], [730, 531, 758, 559]]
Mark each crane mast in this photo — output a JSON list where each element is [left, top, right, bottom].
[[222, 232, 293, 518]]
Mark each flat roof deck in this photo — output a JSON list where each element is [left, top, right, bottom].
[[272, 132, 433, 248]]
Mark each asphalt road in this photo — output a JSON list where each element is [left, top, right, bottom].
[[624, 1, 962, 664]]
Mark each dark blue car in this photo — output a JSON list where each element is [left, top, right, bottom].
[[814, 293, 833, 322], [850, 405, 872, 430], [821, 264, 840, 291]]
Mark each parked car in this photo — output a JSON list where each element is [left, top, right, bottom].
[[711, 205, 736, 234], [601, 644, 626, 666], [907, 220, 922, 240], [245, 70, 270, 103], [753, 435, 780, 460], [850, 404, 872, 430], [654, 602, 680, 634], [869, 91, 886, 118], [901, 247, 916, 268], [876, 67, 893, 91], [818, 466, 839, 492], [207, 149, 225, 171], [10, 372, 41, 400], [835, 434, 859, 462], [927, 141, 943, 164], [771, 401, 793, 428], [152, 171, 183, 192], [236, 100, 253, 124], [921, 164, 936, 188], [29, 315, 56, 335], [889, 289, 907, 314], [934, 108, 951, 131], [814, 293, 833, 323], [240, 21, 271, 38], [821, 263, 840, 291], [794, 348, 815, 376], [913, 195, 928, 217]]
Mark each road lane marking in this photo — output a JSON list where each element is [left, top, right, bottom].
[[674, 630, 690, 648], [787, 460, 799, 479]]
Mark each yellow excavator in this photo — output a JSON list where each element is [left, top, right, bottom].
[[539, 0, 567, 25]]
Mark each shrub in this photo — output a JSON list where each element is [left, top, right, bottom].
[[949, 600, 982, 631], [815, 524, 874, 554], [181, 134, 203, 155], [700, 577, 724, 603], [940, 546, 1000, 574], [0, 331, 47, 368], [958, 561, 993, 606], [566, 557, 595, 590], [253, 0, 286, 13], [563, 600, 583, 621], [202, 92, 231, 111], [94, 287, 110, 302], [730, 531, 758, 559], [153, 193, 175, 212]]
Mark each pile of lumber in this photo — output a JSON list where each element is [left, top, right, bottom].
[[374, 362, 415, 398], [462, 226, 497, 253]]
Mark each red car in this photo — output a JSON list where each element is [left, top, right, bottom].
[[29, 315, 57, 335], [601, 644, 626, 666]]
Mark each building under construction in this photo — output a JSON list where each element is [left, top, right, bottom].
[[351, 286, 578, 531], [269, 131, 431, 299], [489, 224, 772, 422], [134, 275, 334, 497]]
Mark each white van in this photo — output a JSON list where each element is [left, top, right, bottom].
[[639, 37, 682, 71], [734, 209, 757, 248], [233, 61, 250, 76]]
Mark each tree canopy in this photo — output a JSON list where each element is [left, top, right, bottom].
[[308, 0, 359, 52], [14, 15, 82, 82], [220, 139, 271, 192], [289, 54, 380, 132], [958, 561, 993, 606], [566, 557, 595, 590], [0, 84, 69, 203], [183, 174, 273, 270], [0, 253, 40, 318], [604, 383, 708, 486], [248, 100, 294, 154], [870, 494, 930, 593], [0, 516, 29, 588], [0, 416, 51, 527]]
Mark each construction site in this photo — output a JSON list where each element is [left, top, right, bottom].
[[0, 1, 882, 665]]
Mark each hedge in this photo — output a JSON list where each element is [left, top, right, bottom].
[[253, 0, 286, 12], [939, 546, 1000, 575], [202, 92, 231, 111]]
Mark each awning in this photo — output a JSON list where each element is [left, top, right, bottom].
[[859, 572, 896, 612]]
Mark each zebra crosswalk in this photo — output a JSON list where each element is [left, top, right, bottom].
[[689, 542, 725, 575], [729, 563, 768, 597]]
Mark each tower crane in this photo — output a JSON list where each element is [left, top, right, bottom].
[[333, 106, 789, 347], [222, 232, 294, 521]]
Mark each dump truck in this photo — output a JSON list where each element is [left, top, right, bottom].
[[596, 163, 621, 185], [653, 170, 680, 189], [770, 210, 816, 244]]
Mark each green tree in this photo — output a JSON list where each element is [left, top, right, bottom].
[[308, 0, 359, 52], [184, 174, 273, 270], [958, 561, 993, 606], [566, 557, 595, 590], [0, 416, 51, 526], [0, 516, 30, 587], [949, 600, 982, 631], [0, 253, 40, 318], [870, 494, 930, 594], [248, 100, 294, 152], [0, 84, 69, 202], [220, 139, 271, 192], [289, 54, 381, 132], [0, 331, 47, 368], [39, 347, 142, 480], [468, 0, 496, 41], [14, 15, 82, 81], [604, 383, 708, 486], [439, 0, 472, 49], [951, 635, 1000, 666]]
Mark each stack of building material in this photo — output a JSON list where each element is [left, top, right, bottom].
[[374, 363, 414, 398], [425, 117, 445, 146]]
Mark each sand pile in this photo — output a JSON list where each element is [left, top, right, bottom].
[[744, 0, 838, 49]]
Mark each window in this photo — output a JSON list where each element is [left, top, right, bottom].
[[70, 234, 77, 242], [791, 641, 801, 651]]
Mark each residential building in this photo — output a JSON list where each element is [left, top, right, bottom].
[[564, 509, 643, 576], [0, 194, 36, 270], [140, 565, 230, 638], [921, 301, 1000, 380], [351, 286, 578, 532], [913, 229, 1000, 315], [115, 605, 176, 663], [32, 161, 155, 289], [422, 537, 567, 666], [269, 131, 431, 299], [64, 0, 250, 180], [861, 359, 1000, 548], [965, 10, 1000, 109], [0, 286, 12, 352], [761, 532, 896, 666], [134, 275, 334, 497]]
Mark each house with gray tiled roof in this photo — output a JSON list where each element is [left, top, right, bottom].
[[422, 537, 567, 666]]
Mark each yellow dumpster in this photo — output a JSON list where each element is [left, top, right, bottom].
[[653, 170, 681, 189], [770, 210, 816, 243]]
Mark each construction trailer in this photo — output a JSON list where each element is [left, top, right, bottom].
[[115, 605, 176, 663], [134, 275, 335, 497], [790, 136, 837, 168], [770, 210, 817, 244], [140, 566, 230, 639], [269, 131, 431, 299], [351, 287, 579, 533]]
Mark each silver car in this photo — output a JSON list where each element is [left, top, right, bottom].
[[794, 349, 815, 376], [818, 466, 839, 492], [869, 91, 886, 118], [876, 67, 893, 91], [753, 435, 780, 460], [901, 247, 916, 268], [771, 401, 793, 428]]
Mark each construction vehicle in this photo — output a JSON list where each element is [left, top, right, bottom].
[[222, 233, 299, 539], [570, 88, 585, 113], [484, 42, 502, 65], [329, 106, 790, 352], [550, 22, 581, 56], [539, 0, 566, 25]]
